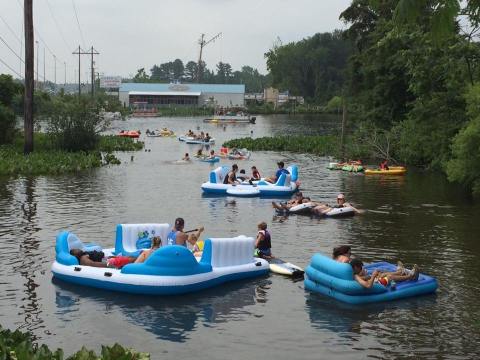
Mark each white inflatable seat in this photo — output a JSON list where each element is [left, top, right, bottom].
[[115, 223, 170, 254], [208, 236, 255, 267]]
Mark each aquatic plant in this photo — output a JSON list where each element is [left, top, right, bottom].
[[0, 325, 150, 359]]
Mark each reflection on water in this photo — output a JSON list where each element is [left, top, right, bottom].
[[53, 276, 271, 342], [0, 115, 480, 358]]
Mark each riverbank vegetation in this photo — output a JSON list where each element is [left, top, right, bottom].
[[223, 136, 369, 159], [0, 324, 149, 359], [0, 77, 143, 176], [262, 1, 480, 195]]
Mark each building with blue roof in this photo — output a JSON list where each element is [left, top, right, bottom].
[[119, 82, 245, 109]]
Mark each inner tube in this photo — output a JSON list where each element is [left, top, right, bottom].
[[288, 202, 316, 214], [324, 206, 355, 218], [200, 157, 220, 163]]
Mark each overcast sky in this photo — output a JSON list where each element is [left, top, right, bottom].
[[0, 0, 351, 83]]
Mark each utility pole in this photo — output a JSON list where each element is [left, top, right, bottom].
[[43, 46, 45, 88], [64, 61, 66, 86], [35, 40, 38, 89], [24, 0, 34, 154], [73, 46, 81, 95], [196, 32, 222, 83], [72, 46, 99, 96], [53, 54, 56, 86], [90, 46, 98, 97], [340, 96, 347, 161]]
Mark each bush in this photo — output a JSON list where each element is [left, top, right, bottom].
[[0, 104, 16, 145], [0, 324, 150, 359], [47, 97, 110, 151]]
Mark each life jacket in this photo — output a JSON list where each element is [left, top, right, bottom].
[[257, 230, 271, 250]]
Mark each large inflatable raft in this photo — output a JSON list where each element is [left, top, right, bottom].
[[304, 254, 438, 304], [51, 223, 269, 295], [201, 165, 299, 196]]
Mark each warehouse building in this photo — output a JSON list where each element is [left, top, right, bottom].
[[119, 83, 245, 109]]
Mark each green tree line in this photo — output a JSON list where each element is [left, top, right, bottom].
[[129, 59, 271, 93], [263, 0, 480, 195]]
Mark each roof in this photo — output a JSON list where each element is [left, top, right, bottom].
[[120, 82, 245, 94], [129, 91, 201, 96]]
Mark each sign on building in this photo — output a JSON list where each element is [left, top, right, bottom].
[[100, 76, 122, 89]]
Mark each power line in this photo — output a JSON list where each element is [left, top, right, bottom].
[[0, 13, 22, 44], [0, 57, 23, 78], [71, 0, 86, 48], [0, 33, 41, 78], [45, 0, 73, 55], [0, 34, 24, 64], [15, 0, 66, 64]]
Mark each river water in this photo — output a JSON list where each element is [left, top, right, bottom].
[[0, 114, 479, 359]]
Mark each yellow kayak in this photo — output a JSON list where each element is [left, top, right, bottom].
[[365, 167, 406, 175]]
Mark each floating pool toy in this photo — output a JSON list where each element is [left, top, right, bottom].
[[201, 165, 299, 197], [52, 224, 269, 295], [304, 254, 437, 304], [199, 156, 220, 163]]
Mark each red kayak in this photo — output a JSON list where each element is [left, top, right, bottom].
[[118, 130, 140, 139]]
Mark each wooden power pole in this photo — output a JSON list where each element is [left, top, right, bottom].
[[196, 32, 222, 83], [24, 0, 34, 154], [72, 46, 99, 96]]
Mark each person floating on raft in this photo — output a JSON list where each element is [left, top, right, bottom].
[[350, 258, 419, 289]]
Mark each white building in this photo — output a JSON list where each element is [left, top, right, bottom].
[[118, 83, 245, 109]]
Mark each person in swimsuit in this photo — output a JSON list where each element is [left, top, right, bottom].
[[251, 166, 261, 180], [265, 161, 290, 183], [333, 245, 351, 263], [135, 236, 162, 263], [182, 153, 190, 161], [255, 222, 273, 259], [69, 249, 136, 268], [224, 164, 239, 185], [208, 149, 216, 159], [271, 192, 304, 211], [166, 217, 204, 247], [349, 259, 419, 289]]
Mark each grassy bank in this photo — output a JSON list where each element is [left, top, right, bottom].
[[223, 136, 370, 159], [0, 324, 149, 359], [0, 133, 143, 176]]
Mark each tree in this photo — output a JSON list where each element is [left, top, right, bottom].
[[216, 62, 233, 83], [133, 68, 149, 83], [184, 61, 198, 82], [0, 74, 23, 107], [172, 59, 184, 80], [265, 31, 352, 103]]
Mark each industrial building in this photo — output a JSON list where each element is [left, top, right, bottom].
[[119, 83, 245, 109]]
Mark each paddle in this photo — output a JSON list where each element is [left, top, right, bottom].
[[184, 228, 199, 234]]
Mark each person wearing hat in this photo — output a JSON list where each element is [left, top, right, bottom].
[[333, 193, 362, 213], [167, 217, 204, 247], [265, 161, 290, 184]]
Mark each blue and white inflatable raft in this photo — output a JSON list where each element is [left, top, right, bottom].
[[52, 223, 269, 295], [201, 165, 299, 196], [304, 254, 438, 304]]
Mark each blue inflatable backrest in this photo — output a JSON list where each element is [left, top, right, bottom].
[[121, 245, 212, 276], [275, 173, 287, 186], [310, 253, 354, 280], [288, 165, 298, 182], [55, 231, 79, 266]]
